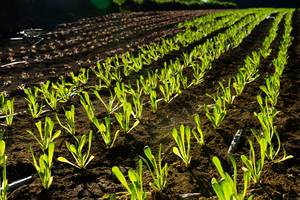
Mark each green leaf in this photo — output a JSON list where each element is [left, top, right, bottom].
[[57, 156, 78, 168], [211, 178, 225, 200], [212, 156, 225, 178], [172, 146, 181, 156], [0, 140, 5, 156], [112, 166, 131, 193]]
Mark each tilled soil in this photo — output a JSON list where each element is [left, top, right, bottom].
[[0, 10, 220, 94], [0, 10, 299, 200]]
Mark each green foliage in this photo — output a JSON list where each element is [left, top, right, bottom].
[[114, 101, 139, 133], [52, 78, 75, 103], [38, 81, 58, 110], [139, 72, 158, 95], [204, 97, 227, 129], [56, 105, 76, 140], [70, 68, 89, 88], [24, 87, 43, 119], [158, 63, 182, 103], [211, 156, 252, 200], [1, 99, 14, 126], [121, 52, 143, 76], [140, 145, 168, 191], [114, 82, 128, 104], [192, 114, 205, 145], [260, 75, 280, 106], [80, 92, 95, 121], [58, 130, 94, 169], [26, 117, 61, 151], [112, 160, 147, 200], [92, 61, 113, 88], [243, 52, 260, 82], [92, 116, 119, 148], [218, 80, 235, 105], [241, 139, 267, 184], [0, 93, 14, 126], [148, 89, 157, 113], [191, 61, 205, 85], [0, 93, 4, 112], [129, 81, 144, 120], [253, 97, 293, 162], [31, 142, 55, 189], [253, 95, 279, 160], [94, 90, 120, 114], [233, 71, 247, 96], [172, 125, 191, 167], [159, 74, 181, 103]]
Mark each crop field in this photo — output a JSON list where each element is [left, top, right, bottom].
[[0, 8, 299, 200]]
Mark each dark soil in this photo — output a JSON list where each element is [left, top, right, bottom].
[[0, 10, 219, 94], [0, 10, 299, 200]]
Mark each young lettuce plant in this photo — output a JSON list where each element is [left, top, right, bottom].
[[182, 52, 193, 68], [191, 62, 205, 85], [56, 105, 77, 141], [241, 54, 260, 84], [140, 72, 158, 95], [26, 116, 61, 151], [121, 53, 134, 76], [211, 156, 252, 200], [253, 95, 279, 160], [0, 140, 8, 200], [132, 94, 143, 120], [241, 138, 267, 184], [259, 75, 280, 106], [92, 116, 119, 148], [132, 55, 143, 73], [58, 130, 94, 169], [129, 82, 143, 120], [31, 142, 55, 190], [178, 72, 190, 90], [112, 54, 121, 70], [140, 145, 168, 191], [38, 81, 58, 110], [92, 61, 112, 88], [140, 45, 160, 64], [192, 114, 205, 145], [149, 89, 158, 113], [52, 79, 75, 103], [24, 87, 44, 119], [94, 90, 120, 114], [80, 92, 95, 121], [233, 71, 247, 96], [253, 96, 293, 163], [2, 98, 14, 126], [114, 101, 139, 133], [111, 69, 122, 83], [204, 97, 227, 129], [172, 125, 191, 167], [219, 80, 235, 105], [159, 76, 181, 103], [114, 82, 128, 104], [70, 68, 89, 88], [112, 160, 147, 200]]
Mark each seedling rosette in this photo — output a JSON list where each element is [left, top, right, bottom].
[[112, 160, 147, 200], [58, 130, 94, 169], [172, 125, 191, 167]]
